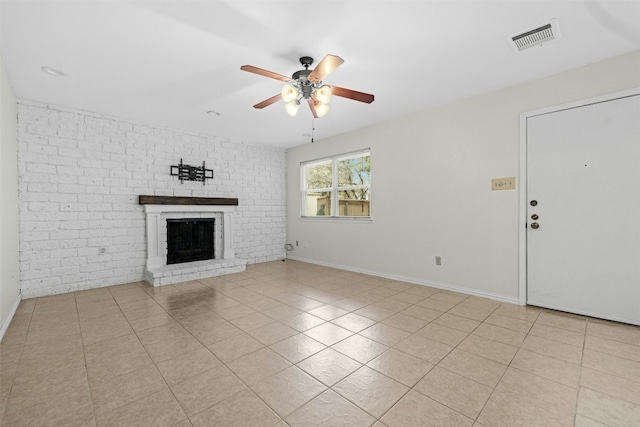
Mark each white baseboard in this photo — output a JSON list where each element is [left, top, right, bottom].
[[0, 293, 22, 343], [286, 256, 519, 305]]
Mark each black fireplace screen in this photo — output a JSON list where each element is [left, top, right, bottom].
[[166, 218, 215, 265]]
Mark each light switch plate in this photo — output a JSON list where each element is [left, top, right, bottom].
[[492, 177, 516, 190]]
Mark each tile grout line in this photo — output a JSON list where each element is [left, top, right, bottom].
[[573, 316, 590, 427], [74, 291, 98, 426]]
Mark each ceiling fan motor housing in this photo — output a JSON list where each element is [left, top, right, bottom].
[[292, 69, 312, 81]]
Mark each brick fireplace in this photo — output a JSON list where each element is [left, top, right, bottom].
[[140, 196, 246, 286]]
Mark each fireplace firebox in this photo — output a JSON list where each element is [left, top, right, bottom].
[[166, 218, 215, 265]]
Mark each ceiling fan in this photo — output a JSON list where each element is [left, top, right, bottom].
[[240, 54, 374, 118]]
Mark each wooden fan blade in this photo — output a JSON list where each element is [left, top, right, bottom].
[[240, 65, 290, 82], [308, 54, 344, 83], [331, 86, 375, 104], [308, 99, 319, 118], [253, 94, 281, 109]]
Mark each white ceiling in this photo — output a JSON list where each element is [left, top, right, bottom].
[[1, 0, 639, 149]]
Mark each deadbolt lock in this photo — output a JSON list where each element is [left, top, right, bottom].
[[531, 214, 539, 220], [531, 222, 540, 229], [530, 200, 538, 206]]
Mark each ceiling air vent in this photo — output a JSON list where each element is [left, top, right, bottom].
[[508, 19, 560, 53]]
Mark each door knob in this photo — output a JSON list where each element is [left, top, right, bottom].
[[531, 214, 539, 220], [531, 222, 540, 229]]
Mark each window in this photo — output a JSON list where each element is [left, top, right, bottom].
[[301, 149, 370, 218]]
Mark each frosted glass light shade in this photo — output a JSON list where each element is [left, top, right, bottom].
[[284, 100, 300, 117], [281, 84, 299, 103], [315, 85, 332, 104], [314, 101, 329, 118]]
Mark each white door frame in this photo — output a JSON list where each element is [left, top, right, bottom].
[[518, 87, 640, 305]]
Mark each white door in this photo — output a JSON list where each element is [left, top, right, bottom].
[[526, 93, 640, 325]]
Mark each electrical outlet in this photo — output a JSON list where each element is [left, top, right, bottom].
[[435, 256, 442, 266], [492, 177, 516, 190]]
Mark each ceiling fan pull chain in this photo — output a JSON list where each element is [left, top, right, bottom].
[[311, 119, 316, 143]]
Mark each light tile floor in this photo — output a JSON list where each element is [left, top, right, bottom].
[[1, 260, 639, 426]]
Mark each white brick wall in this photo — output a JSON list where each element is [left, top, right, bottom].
[[17, 100, 287, 298]]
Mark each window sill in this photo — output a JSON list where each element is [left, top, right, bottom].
[[299, 216, 373, 223]]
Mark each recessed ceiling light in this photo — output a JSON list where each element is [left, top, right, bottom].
[[41, 66, 65, 77], [206, 110, 221, 116]]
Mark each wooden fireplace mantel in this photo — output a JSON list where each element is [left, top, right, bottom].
[[138, 195, 238, 206]]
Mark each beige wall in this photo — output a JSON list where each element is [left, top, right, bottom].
[[287, 51, 640, 302], [0, 58, 20, 338]]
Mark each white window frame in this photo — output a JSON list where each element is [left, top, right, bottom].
[[300, 149, 371, 221]]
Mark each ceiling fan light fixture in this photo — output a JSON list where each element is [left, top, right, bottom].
[[284, 99, 300, 117], [314, 85, 332, 104], [281, 83, 299, 103], [314, 101, 329, 118]]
